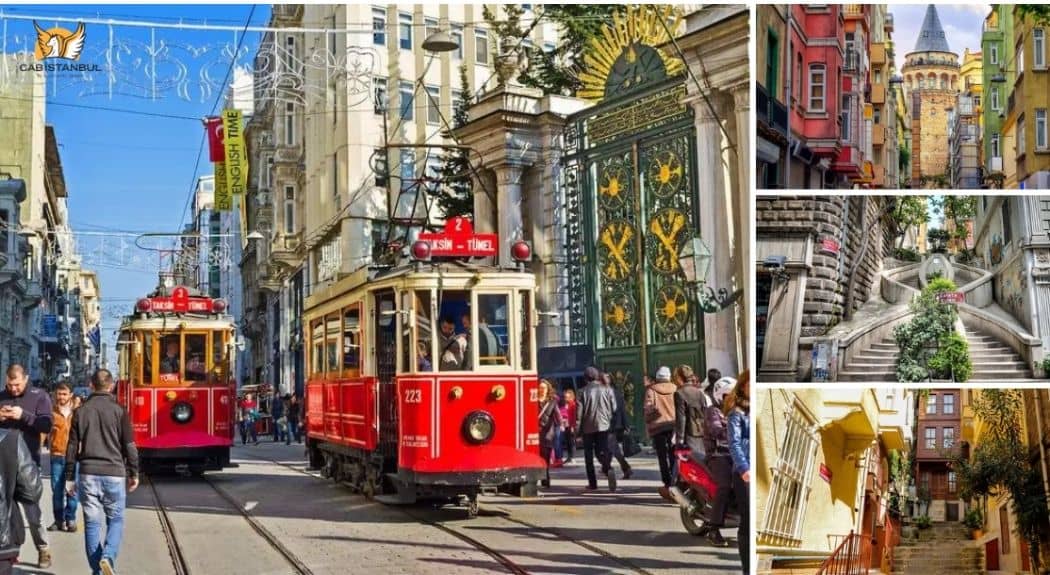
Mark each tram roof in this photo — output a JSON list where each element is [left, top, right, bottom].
[[119, 315, 236, 332], [305, 262, 535, 314]]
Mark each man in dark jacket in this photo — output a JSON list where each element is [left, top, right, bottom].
[[0, 364, 51, 568], [602, 373, 632, 480], [576, 367, 616, 492], [0, 428, 43, 575], [66, 369, 139, 575]]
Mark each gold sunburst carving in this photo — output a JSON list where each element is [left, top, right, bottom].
[[578, 5, 685, 102]]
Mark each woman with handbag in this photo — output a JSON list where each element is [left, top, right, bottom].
[[643, 367, 678, 500], [537, 380, 562, 488]]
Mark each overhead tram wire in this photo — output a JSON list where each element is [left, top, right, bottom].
[[175, 4, 257, 239]]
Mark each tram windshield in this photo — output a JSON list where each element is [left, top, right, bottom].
[[131, 329, 232, 386]]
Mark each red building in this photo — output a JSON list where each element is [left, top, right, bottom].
[[790, 4, 844, 188], [915, 389, 963, 522], [834, 4, 873, 185]]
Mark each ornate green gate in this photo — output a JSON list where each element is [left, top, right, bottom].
[[561, 6, 703, 434]]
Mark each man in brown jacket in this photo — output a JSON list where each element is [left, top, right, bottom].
[[48, 383, 78, 532], [644, 366, 678, 499]]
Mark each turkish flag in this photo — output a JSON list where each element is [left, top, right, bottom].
[[205, 116, 225, 162]]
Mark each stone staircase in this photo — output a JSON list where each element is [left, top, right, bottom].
[[838, 324, 1030, 382], [892, 523, 983, 575], [961, 322, 1032, 380]]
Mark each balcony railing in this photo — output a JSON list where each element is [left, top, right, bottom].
[[844, 49, 859, 72], [756, 83, 788, 137]]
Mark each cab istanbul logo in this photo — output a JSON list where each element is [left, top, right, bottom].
[[18, 21, 102, 72]]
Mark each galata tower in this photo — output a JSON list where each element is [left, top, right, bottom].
[[901, 4, 960, 187]]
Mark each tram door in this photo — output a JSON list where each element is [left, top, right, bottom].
[[373, 289, 399, 457]]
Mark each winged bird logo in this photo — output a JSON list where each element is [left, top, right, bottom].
[[33, 21, 86, 61]]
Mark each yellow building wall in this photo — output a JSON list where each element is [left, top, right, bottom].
[[756, 389, 872, 558]]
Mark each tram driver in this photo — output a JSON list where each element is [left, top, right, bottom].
[[463, 311, 501, 365], [438, 315, 467, 371], [160, 338, 181, 375]]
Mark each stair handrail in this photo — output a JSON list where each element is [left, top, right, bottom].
[[817, 530, 871, 575]]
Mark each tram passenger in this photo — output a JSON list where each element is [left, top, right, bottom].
[[159, 340, 180, 376], [416, 341, 432, 372], [463, 312, 501, 365], [185, 354, 206, 382], [437, 316, 467, 371]]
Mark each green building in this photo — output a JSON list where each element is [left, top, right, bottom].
[[982, 4, 1014, 184]]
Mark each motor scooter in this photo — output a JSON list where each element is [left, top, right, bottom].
[[668, 446, 738, 536]]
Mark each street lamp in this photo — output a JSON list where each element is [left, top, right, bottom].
[[678, 237, 743, 313], [422, 30, 459, 54], [246, 231, 264, 241]]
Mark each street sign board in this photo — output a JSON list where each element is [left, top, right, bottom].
[[820, 236, 840, 255], [936, 292, 965, 304]]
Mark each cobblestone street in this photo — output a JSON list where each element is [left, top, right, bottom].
[[15, 442, 740, 574]]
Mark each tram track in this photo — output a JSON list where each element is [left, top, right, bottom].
[[237, 450, 656, 575], [146, 473, 314, 575]]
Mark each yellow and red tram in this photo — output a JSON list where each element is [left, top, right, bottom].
[[116, 286, 236, 473], [304, 220, 545, 514]]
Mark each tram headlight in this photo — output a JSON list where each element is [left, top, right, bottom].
[[462, 411, 495, 444], [171, 402, 194, 424]]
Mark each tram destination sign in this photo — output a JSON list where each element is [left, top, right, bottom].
[[147, 287, 216, 313], [418, 217, 498, 258]]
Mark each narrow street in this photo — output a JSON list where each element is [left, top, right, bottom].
[[16, 443, 735, 575]]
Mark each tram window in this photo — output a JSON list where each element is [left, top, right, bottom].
[[476, 293, 509, 366], [184, 334, 207, 382], [159, 335, 181, 380], [343, 306, 361, 373], [211, 332, 227, 382], [437, 290, 469, 371], [311, 320, 324, 376], [519, 289, 532, 370], [325, 314, 340, 374], [141, 332, 153, 384], [415, 290, 433, 372]]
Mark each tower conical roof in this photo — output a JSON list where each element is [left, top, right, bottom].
[[913, 4, 951, 53]]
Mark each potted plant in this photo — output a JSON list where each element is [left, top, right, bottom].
[[963, 508, 983, 539], [1041, 357, 1050, 379], [915, 515, 932, 530]]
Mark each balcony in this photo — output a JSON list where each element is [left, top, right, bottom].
[[885, 13, 894, 33], [844, 49, 859, 72], [871, 83, 886, 105], [756, 83, 788, 138], [873, 124, 886, 146]]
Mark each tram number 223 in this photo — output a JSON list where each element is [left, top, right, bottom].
[[404, 389, 423, 404]]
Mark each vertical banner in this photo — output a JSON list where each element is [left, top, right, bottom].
[[214, 161, 231, 211], [205, 116, 225, 162], [222, 109, 246, 197]]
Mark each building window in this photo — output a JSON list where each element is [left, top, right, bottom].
[[331, 154, 339, 199], [285, 103, 295, 146], [374, 77, 387, 114], [1001, 506, 1011, 554], [261, 154, 272, 189], [1038, 109, 1048, 149], [766, 28, 779, 99], [284, 35, 296, 75], [991, 87, 1000, 111], [426, 85, 440, 125], [943, 427, 954, 449], [874, 109, 881, 125], [943, 393, 954, 414], [452, 25, 464, 59], [795, 53, 803, 103], [399, 81, 414, 120], [809, 64, 826, 112], [841, 95, 851, 140], [284, 185, 295, 235], [991, 44, 999, 65], [759, 401, 818, 543], [925, 427, 936, 449], [948, 471, 957, 494], [372, 9, 386, 46], [1019, 40, 1025, 74], [1037, 29, 1046, 69], [0, 210, 7, 253], [927, 394, 937, 414], [1019, 117, 1027, 156], [399, 13, 412, 50], [476, 29, 490, 65], [992, 133, 1001, 158]]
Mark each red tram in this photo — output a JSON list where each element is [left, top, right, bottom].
[[304, 220, 546, 515], [116, 285, 237, 473]]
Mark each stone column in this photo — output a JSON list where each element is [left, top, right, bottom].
[[494, 164, 525, 267], [731, 84, 752, 371], [692, 92, 738, 376]]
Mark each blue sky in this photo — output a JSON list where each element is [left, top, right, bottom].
[[889, 4, 991, 71], [0, 4, 269, 367]]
